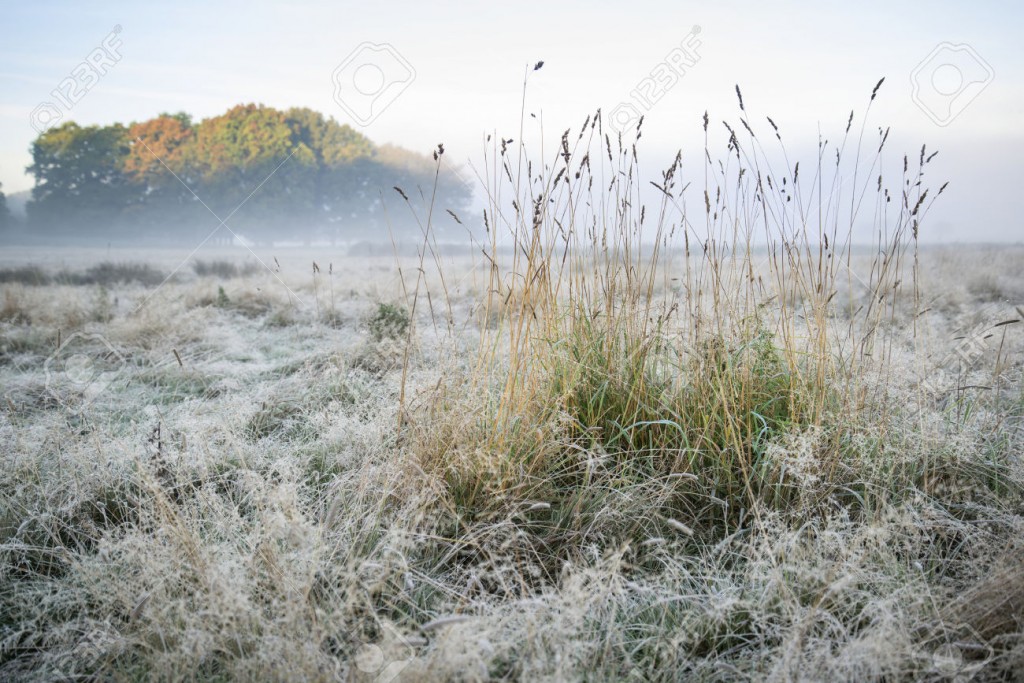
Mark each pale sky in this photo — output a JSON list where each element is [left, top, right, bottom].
[[2, 0, 1022, 242]]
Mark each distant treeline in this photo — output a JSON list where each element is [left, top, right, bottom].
[[12, 105, 472, 244], [0, 182, 12, 232]]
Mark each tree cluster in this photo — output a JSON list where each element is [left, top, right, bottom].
[[25, 105, 472, 244]]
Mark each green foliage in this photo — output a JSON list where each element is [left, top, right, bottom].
[[367, 302, 410, 342], [23, 105, 474, 244], [26, 122, 131, 233], [549, 318, 795, 483]]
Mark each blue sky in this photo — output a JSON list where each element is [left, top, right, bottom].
[[2, 0, 1022, 241]]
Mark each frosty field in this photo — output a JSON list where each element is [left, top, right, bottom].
[[4, 1, 1023, 679], [1, 240, 1022, 681]]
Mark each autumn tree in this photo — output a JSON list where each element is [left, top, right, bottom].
[[121, 113, 200, 236], [23, 105, 472, 244]]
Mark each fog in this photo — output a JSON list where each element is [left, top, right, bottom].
[[2, 0, 1022, 248]]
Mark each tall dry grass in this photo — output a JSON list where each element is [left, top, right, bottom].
[[407, 80, 968, 551]]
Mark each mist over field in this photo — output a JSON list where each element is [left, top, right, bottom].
[[2, 2, 1023, 682]]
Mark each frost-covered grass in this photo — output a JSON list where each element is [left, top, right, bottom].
[[3, 95, 1024, 680], [0, 244, 1022, 681]]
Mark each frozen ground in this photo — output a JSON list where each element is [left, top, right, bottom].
[[1, 244, 1022, 681]]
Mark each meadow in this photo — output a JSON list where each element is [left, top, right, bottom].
[[2, 97, 1023, 681]]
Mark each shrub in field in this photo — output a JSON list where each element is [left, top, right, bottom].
[[1, 262, 167, 287], [192, 259, 261, 279], [59, 261, 167, 287], [0, 265, 50, 286], [367, 302, 411, 342]]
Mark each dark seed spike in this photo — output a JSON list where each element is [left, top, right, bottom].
[[871, 77, 885, 101], [911, 189, 929, 216], [735, 84, 745, 112]]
